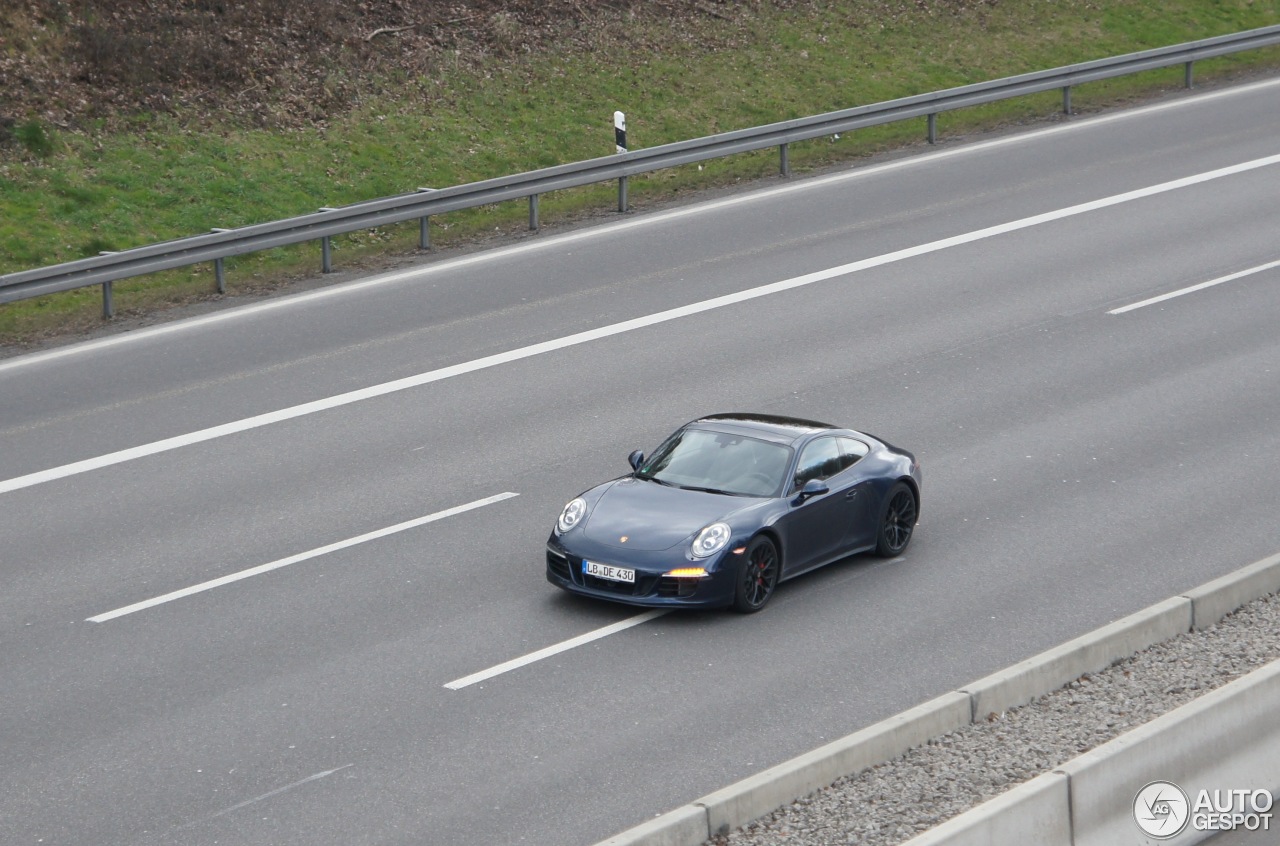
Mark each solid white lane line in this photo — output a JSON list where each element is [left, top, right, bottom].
[[1108, 258, 1280, 314], [6, 152, 1280, 499], [443, 610, 669, 690], [86, 492, 518, 623], [5, 79, 1278, 377]]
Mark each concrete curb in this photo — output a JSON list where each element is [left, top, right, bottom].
[[959, 597, 1191, 720], [591, 550, 1280, 846], [896, 772, 1071, 846], [593, 804, 708, 846], [902, 659, 1280, 846], [1183, 550, 1280, 630], [1063, 659, 1280, 846], [698, 692, 971, 838]]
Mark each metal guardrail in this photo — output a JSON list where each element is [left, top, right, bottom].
[[3, 24, 1279, 317]]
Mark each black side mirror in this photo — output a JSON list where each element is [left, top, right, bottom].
[[628, 449, 645, 472], [793, 478, 829, 504]]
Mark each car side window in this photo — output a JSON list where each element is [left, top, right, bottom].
[[836, 437, 870, 472], [793, 437, 840, 489]]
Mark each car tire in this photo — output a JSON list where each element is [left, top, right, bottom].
[[732, 536, 780, 613], [875, 482, 918, 558]]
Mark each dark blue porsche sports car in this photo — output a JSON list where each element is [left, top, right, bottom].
[[546, 413, 921, 613]]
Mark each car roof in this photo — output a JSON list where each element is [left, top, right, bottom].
[[690, 412, 838, 444]]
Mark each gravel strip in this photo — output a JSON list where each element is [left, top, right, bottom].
[[711, 591, 1280, 846]]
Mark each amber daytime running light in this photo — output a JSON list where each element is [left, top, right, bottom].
[[665, 568, 709, 578]]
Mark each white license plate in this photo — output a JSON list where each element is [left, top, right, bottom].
[[583, 560, 635, 583]]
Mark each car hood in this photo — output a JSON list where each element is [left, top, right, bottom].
[[582, 477, 752, 551]]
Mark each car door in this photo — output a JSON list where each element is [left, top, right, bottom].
[[778, 436, 854, 574], [832, 437, 878, 552]]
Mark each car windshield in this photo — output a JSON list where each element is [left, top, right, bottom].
[[636, 428, 792, 497]]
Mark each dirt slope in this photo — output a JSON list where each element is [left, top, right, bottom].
[[1, 0, 808, 132]]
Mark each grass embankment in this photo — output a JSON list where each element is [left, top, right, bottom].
[[1, 0, 1277, 342]]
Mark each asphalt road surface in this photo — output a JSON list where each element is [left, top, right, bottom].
[[2, 78, 1279, 846]]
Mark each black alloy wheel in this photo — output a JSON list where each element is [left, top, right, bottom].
[[875, 482, 918, 557], [732, 536, 780, 613]]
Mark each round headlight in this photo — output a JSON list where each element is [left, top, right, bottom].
[[556, 498, 587, 534], [691, 522, 731, 559]]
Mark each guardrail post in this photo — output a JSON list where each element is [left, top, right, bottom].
[[319, 208, 337, 273], [97, 250, 118, 317], [416, 188, 435, 250], [927, 113, 938, 145], [529, 194, 540, 230], [1185, 61, 1195, 88], [779, 143, 790, 177], [211, 229, 231, 294], [1062, 85, 1073, 115], [618, 176, 629, 213]]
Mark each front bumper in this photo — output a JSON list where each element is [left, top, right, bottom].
[[545, 533, 739, 609]]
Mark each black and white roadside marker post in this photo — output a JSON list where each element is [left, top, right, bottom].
[[614, 110, 629, 213], [614, 110, 627, 153]]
